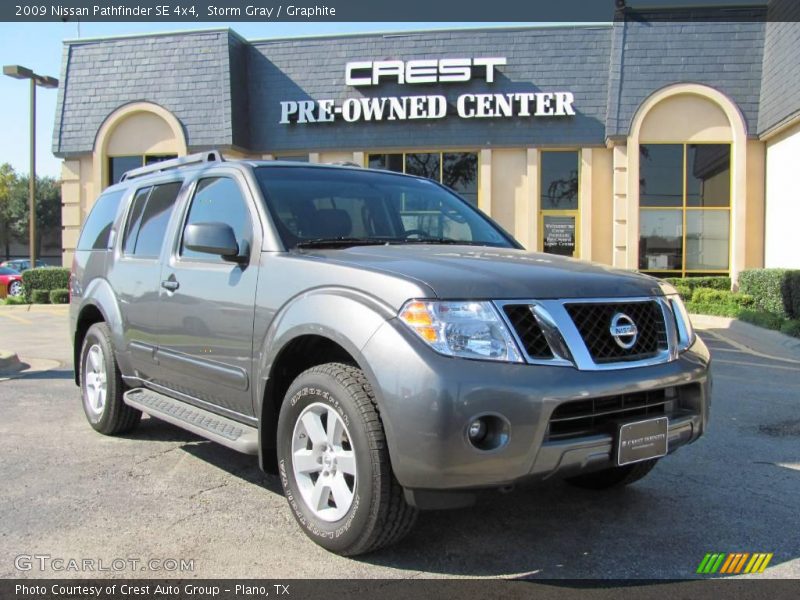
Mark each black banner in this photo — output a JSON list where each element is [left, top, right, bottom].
[[1, 0, 788, 23], [3, 579, 800, 600]]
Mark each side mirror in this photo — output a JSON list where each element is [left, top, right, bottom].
[[184, 222, 242, 261]]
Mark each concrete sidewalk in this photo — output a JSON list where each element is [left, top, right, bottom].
[[691, 313, 800, 363]]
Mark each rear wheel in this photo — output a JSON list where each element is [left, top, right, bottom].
[[8, 280, 23, 297], [80, 322, 141, 435], [565, 459, 659, 490], [277, 362, 417, 555]]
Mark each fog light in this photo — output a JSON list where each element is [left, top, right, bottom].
[[468, 419, 487, 442]]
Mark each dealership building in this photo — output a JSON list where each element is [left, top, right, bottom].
[[52, 3, 800, 279]]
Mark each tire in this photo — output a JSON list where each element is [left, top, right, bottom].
[[79, 322, 141, 435], [277, 362, 417, 556], [565, 459, 659, 490], [8, 280, 23, 297]]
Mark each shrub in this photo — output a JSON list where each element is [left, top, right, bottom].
[[20, 267, 70, 304], [49, 288, 70, 304], [787, 271, 800, 319], [737, 269, 799, 318], [731, 293, 754, 308], [691, 288, 731, 305], [664, 276, 731, 292], [2, 295, 27, 305], [737, 309, 783, 331], [31, 289, 50, 304], [673, 284, 692, 300], [780, 319, 800, 339]]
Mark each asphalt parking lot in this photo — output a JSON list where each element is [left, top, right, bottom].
[[0, 306, 798, 579]]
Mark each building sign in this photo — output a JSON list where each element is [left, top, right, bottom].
[[279, 57, 576, 124], [543, 215, 576, 256]]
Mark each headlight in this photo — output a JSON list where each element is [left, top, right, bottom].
[[398, 300, 523, 363], [668, 294, 695, 352]]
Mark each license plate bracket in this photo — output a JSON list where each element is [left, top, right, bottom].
[[616, 416, 669, 466]]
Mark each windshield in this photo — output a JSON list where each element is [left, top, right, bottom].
[[254, 166, 516, 250]]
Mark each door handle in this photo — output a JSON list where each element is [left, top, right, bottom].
[[161, 279, 180, 292]]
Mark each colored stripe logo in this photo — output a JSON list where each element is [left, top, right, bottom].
[[697, 552, 773, 574]]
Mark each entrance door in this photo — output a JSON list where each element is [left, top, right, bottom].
[[539, 151, 580, 258], [156, 173, 261, 418]]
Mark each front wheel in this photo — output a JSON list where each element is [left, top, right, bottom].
[[277, 363, 417, 555], [8, 280, 23, 297]]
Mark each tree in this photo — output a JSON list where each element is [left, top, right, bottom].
[[0, 163, 19, 260], [7, 174, 62, 256]]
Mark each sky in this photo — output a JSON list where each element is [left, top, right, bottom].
[[0, 21, 544, 178]]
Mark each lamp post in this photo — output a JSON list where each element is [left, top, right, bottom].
[[3, 65, 58, 267]]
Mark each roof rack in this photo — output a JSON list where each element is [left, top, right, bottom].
[[120, 151, 224, 181]]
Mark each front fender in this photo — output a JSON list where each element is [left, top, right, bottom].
[[254, 287, 399, 454]]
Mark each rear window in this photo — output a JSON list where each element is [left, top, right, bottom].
[[121, 182, 182, 258], [76, 190, 124, 251]]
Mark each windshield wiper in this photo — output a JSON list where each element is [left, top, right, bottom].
[[398, 238, 498, 246], [294, 237, 393, 249]]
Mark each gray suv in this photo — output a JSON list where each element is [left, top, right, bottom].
[[70, 152, 710, 555]]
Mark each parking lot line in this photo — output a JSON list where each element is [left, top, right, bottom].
[[714, 358, 800, 371], [0, 312, 32, 324]]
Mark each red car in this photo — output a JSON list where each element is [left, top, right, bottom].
[[0, 266, 24, 297]]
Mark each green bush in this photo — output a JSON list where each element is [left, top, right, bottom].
[[787, 271, 800, 319], [20, 267, 70, 303], [737, 309, 784, 331], [31, 289, 50, 304], [780, 319, 800, 338], [691, 288, 731, 305], [731, 292, 754, 308], [673, 284, 692, 300], [664, 276, 731, 292], [49, 288, 70, 304], [2, 295, 27, 305], [685, 302, 742, 319], [737, 269, 798, 318]]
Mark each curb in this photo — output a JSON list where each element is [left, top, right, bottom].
[[690, 313, 800, 362]]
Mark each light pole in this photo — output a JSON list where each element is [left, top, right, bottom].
[[3, 65, 58, 267]]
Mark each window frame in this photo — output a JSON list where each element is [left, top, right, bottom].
[[366, 150, 480, 207], [117, 178, 185, 262], [538, 149, 581, 258], [639, 142, 732, 277], [175, 174, 257, 265]]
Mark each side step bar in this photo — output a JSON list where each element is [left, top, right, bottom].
[[123, 388, 258, 455]]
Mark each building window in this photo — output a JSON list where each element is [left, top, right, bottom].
[[539, 150, 580, 257], [639, 144, 731, 276], [108, 154, 177, 185], [367, 152, 478, 206]]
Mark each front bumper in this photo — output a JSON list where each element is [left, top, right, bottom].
[[361, 319, 711, 492]]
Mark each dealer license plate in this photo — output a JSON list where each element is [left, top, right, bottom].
[[616, 417, 669, 466]]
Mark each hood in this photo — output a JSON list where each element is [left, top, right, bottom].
[[297, 245, 667, 299]]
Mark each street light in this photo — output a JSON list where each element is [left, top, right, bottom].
[[3, 65, 58, 268]]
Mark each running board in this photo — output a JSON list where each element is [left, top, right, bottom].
[[123, 388, 258, 455]]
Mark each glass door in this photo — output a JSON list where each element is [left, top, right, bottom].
[[539, 150, 580, 257]]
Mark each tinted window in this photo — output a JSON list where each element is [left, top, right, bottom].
[[125, 182, 182, 258], [0, 267, 18, 275], [77, 190, 124, 251], [109, 156, 142, 186], [686, 144, 730, 207], [541, 151, 579, 210], [181, 178, 252, 260], [639, 145, 683, 207], [122, 187, 152, 255]]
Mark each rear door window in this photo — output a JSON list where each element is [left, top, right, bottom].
[[122, 182, 182, 258], [76, 190, 124, 251]]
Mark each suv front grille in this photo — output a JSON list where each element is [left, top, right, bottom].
[[547, 388, 675, 441], [565, 301, 667, 364], [502, 305, 553, 359]]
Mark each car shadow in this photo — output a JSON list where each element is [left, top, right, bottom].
[[124, 417, 797, 578], [19, 368, 74, 380]]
